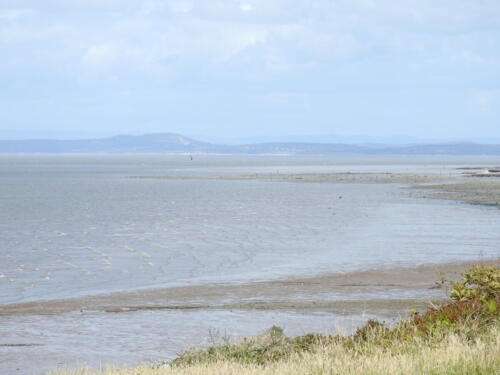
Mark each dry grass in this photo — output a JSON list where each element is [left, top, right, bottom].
[[50, 326, 499, 375]]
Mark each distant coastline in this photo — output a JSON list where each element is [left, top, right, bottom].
[[2, 132, 500, 155]]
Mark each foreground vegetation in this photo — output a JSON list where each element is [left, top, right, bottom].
[[52, 265, 499, 375]]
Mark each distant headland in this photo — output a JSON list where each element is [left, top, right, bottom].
[[1, 132, 500, 155]]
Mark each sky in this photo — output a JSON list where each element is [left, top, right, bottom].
[[0, 0, 499, 142]]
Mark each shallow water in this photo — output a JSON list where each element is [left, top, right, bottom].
[[1, 309, 380, 374], [0, 155, 499, 374], [1, 155, 499, 304]]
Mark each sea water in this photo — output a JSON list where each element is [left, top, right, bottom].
[[1, 155, 499, 374]]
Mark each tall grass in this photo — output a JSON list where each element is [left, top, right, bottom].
[[49, 328, 500, 375]]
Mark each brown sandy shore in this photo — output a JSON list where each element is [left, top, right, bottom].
[[131, 171, 446, 184], [2, 260, 499, 319], [410, 180, 500, 207]]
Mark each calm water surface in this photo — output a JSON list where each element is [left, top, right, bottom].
[[1, 155, 499, 304], [1, 155, 499, 374]]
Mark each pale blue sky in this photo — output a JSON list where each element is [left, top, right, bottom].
[[1, 0, 499, 142]]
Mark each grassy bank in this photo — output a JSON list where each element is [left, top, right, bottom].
[[52, 265, 499, 375]]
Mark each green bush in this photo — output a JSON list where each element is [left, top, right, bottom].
[[450, 265, 499, 309]]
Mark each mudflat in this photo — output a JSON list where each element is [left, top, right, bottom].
[[135, 167, 500, 207], [132, 171, 447, 184], [411, 180, 500, 207], [2, 259, 498, 318]]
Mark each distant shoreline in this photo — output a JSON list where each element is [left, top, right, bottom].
[[2, 133, 500, 155]]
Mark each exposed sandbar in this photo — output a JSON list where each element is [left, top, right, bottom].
[[411, 178, 500, 207], [133, 168, 500, 207], [131, 172, 448, 184], [2, 260, 497, 318]]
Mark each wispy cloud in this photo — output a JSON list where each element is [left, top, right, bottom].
[[0, 0, 499, 139], [0, 8, 30, 20]]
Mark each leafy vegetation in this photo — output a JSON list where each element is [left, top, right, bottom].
[[450, 265, 499, 303]]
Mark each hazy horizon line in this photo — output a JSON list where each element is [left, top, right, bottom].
[[1, 132, 500, 146]]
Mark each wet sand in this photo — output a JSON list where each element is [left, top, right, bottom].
[[411, 179, 500, 207], [132, 171, 448, 184], [135, 168, 500, 207], [2, 260, 498, 318], [3, 260, 499, 375]]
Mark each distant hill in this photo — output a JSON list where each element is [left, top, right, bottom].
[[0, 133, 234, 154], [1, 133, 500, 155]]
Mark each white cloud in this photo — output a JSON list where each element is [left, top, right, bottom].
[[168, 0, 192, 14], [0, 9, 30, 20], [0, 0, 499, 83], [240, 3, 253, 12], [466, 89, 500, 115], [1, 0, 499, 139], [83, 44, 118, 67]]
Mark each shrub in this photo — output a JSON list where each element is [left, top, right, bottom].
[[450, 265, 499, 315]]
